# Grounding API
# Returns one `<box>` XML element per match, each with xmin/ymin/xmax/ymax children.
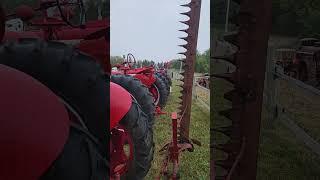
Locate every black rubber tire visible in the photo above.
<box><xmin>153</xmin><ymin>75</ymin><xmax>168</xmax><ymax>108</ymax></box>
<box><xmin>40</xmin><ymin>125</ymin><xmax>108</xmax><ymax>180</ymax></box>
<box><xmin>111</xmin><ymin>74</ymin><xmax>155</xmax><ymax>125</ymax></box>
<box><xmin>120</xmin><ymin>101</ymin><xmax>154</xmax><ymax>180</ymax></box>
<box><xmin>156</xmin><ymin>72</ymin><xmax>170</xmax><ymax>93</ymax></box>
<box><xmin>0</xmin><ymin>39</ymin><xmax>108</xmax><ymax>156</ymax></box>
<box><xmin>161</xmin><ymin>72</ymin><xmax>172</xmax><ymax>86</ymax></box>
<box><xmin>166</xmin><ymin>74</ymin><xmax>172</xmax><ymax>86</ymax></box>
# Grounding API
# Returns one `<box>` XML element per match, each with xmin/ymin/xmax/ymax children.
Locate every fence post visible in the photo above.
<box><xmin>264</xmin><ymin>46</ymin><xmax>278</xmax><ymax>128</ymax></box>
<box><xmin>193</xmin><ymin>77</ymin><xmax>197</xmax><ymax>100</ymax></box>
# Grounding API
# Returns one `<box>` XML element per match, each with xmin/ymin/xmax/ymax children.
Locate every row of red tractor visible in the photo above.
<box><xmin>0</xmin><ymin>1</ymin><xmax>170</xmax><ymax>179</ymax></box>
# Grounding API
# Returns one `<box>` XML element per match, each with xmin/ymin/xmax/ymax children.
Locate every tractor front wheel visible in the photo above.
<box><xmin>111</xmin><ymin>74</ymin><xmax>155</xmax><ymax>126</ymax></box>
<box><xmin>150</xmin><ymin>76</ymin><xmax>168</xmax><ymax>108</ymax></box>
<box><xmin>111</xmin><ymin>101</ymin><xmax>154</xmax><ymax>180</ymax></box>
<box><xmin>156</xmin><ymin>72</ymin><xmax>170</xmax><ymax>93</ymax></box>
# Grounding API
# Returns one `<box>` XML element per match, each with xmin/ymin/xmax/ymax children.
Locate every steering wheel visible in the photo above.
<box><xmin>126</xmin><ymin>53</ymin><xmax>136</xmax><ymax>64</ymax></box>
<box><xmin>56</xmin><ymin>0</ymin><xmax>85</xmax><ymax>28</ymax></box>
<box><xmin>0</xmin><ymin>5</ymin><xmax>4</xmax><ymax>42</ymax></box>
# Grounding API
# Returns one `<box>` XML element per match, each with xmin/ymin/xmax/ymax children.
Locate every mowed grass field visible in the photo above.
<box><xmin>211</xmin><ymin>61</ymin><xmax>320</xmax><ymax>179</ymax></box>
<box><xmin>146</xmin><ymin>80</ymin><xmax>210</xmax><ymax>180</ymax></box>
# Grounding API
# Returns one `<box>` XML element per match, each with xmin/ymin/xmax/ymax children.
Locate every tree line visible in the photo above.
<box><xmin>111</xmin><ymin>49</ymin><xmax>209</xmax><ymax>73</ymax></box>
<box><xmin>213</xmin><ymin>0</ymin><xmax>320</xmax><ymax>37</ymax></box>
<box><xmin>169</xmin><ymin>49</ymin><xmax>210</xmax><ymax>73</ymax></box>
<box><xmin>111</xmin><ymin>56</ymin><xmax>156</xmax><ymax>68</ymax></box>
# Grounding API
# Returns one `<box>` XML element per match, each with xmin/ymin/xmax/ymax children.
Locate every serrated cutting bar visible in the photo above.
<box><xmin>211</xmin><ymin>0</ymin><xmax>272</xmax><ymax>179</ymax></box>
<box><xmin>177</xmin><ymin>0</ymin><xmax>202</xmax><ymax>140</ymax></box>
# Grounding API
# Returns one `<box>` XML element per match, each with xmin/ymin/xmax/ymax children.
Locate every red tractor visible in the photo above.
<box><xmin>0</xmin><ymin>1</ymin><xmax>154</xmax><ymax>179</ymax></box>
<box><xmin>111</xmin><ymin>53</ymin><xmax>169</xmax><ymax>115</ymax></box>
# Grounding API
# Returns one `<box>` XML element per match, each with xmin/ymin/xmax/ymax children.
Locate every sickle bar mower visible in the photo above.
<box><xmin>158</xmin><ymin>0</ymin><xmax>202</xmax><ymax>179</ymax></box>
<box><xmin>211</xmin><ymin>0</ymin><xmax>272</xmax><ymax>179</ymax></box>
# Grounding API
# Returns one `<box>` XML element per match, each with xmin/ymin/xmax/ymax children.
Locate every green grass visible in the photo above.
<box><xmin>146</xmin><ymin>80</ymin><xmax>210</xmax><ymax>180</ymax></box>
<box><xmin>257</xmin><ymin>109</ymin><xmax>320</xmax><ymax>180</ymax></box>
<box><xmin>278</xmin><ymin>79</ymin><xmax>320</xmax><ymax>142</ymax></box>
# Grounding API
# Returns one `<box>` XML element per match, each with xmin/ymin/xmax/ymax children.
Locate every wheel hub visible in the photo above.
<box><xmin>110</xmin><ymin>125</ymin><xmax>134</xmax><ymax>177</ymax></box>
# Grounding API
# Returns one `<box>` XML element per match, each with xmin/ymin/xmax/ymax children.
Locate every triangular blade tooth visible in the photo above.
<box><xmin>179</xmin><ymin>37</ymin><xmax>188</xmax><ymax>41</ymax></box>
<box><xmin>224</xmin><ymin>31</ymin><xmax>239</xmax><ymax>47</ymax></box>
<box><xmin>178</xmin><ymin>52</ymin><xmax>186</xmax><ymax>56</ymax></box>
<box><xmin>178</xmin><ymin>29</ymin><xmax>189</xmax><ymax>34</ymax></box>
<box><xmin>178</xmin><ymin>44</ymin><xmax>188</xmax><ymax>49</ymax></box>
<box><xmin>178</xmin><ymin>29</ymin><xmax>188</xmax><ymax>34</ymax></box>
<box><xmin>178</xmin><ymin>84</ymin><xmax>184</xmax><ymax>88</ymax></box>
<box><xmin>211</xmin><ymin>126</ymin><xmax>232</xmax><ymax>136</ymax></box>
<box><xmin>179</xmin><ymin>20</ymin><xmax>190</xmax><ymax>26</ymax></box>
<box><xmin>211</xmin><ymin>73</ymin><xmax>236</xmax><ymax>84</ymax></box>
<box><xmin>224</xmin><ymin>90</ymin><xmax>236</xmax><ymax>101</ymax></box>
<box><xmin>218</xmin><ymin>109</ymin><xmax>232</xmax><ymax>119</ymax></box>
<box><xmin>180</xmin><ymin>11</ymin><xmax>190</xmax><ymax>17</ymax></box>
<box><xmin>215</xmin><ymin>154</ymin><xmax>237</xmax><ymax>171</ymax></box>
<box><xmin>213</xmin><ymin>54</ymin><xmax>236</xmax><ymax>66</ymax></box>
<box><xmin>178</xmin><ymin>106</ymin><xmax>184</xmax><ymax>112</ymax></box>
<box><xmin>211</xmin><ymin>140</ymin><xmax>241</xmax><ymax>154</ymax></box>
<box><xmin>180</xmin><ymin>3</ymin><xmax>191</xmax><ymax>7</ymax></box>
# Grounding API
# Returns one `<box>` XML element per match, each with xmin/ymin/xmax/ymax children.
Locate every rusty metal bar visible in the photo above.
<box><xmin>178</xmin><ymin>0</ymin><xmax>202</xmax><ymax>140</ymax></box>
<box><xmin>211</xmin><ymin>0</ymin><xmax>272</xmax><ymax>179</ymax></box>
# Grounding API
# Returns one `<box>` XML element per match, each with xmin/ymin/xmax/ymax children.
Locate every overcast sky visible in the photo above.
<box><xmin>110</xmin><ymin>0</ymin><xmax>210</xmax><ymax>62</ymax></box>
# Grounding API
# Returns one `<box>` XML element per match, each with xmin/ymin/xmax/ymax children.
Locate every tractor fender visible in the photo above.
<box><xmin>0</xmin><ymin>65</ymin><xmax>70</xmax><ymax>180</ymax></box>
<box><xmin>110</xmin><ymin>82</ymin><xmax>132</xmax><ymax>130</ymax></box>
<box><xmin>131</xmin><ymin>73</ymin><xmax>156</xmax><ymax>88</ymax></box>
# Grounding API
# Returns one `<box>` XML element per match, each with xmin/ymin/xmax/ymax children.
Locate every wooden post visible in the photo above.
<box><xmin>193</xmin><ymin>77</ymin><xmax>197</xmax><ymax>100</ymax></box>
<box><xmin>264</xmin><ymin>46</ymin><xmax>278</xmax><ymax>128</ymax></box>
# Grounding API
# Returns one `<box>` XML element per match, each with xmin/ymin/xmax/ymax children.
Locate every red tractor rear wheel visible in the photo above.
<box><xmin>111</xmin><ymin>101</ymin><xmax>154</xmax><ymax>179</ymax></box>
<box><xmin>0</xmin><ymin>39</ymin><xmax>108</xmax><ymax>178</ymax></box>
<box><xmin>0</xmin><ymin>39</ymin><xmax>108</xmax><ymax>153</ymax></box>
<box><xmin>111</xmin><ymin>74</ymin><xmax>155</xmax><ymax>125</ymax></box>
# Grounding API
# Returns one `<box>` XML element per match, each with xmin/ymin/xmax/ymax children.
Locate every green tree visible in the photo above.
<box><xmin>169</xmin><ymin>49</ymin><xmax>210</xmax><ymax>73</ymax></box>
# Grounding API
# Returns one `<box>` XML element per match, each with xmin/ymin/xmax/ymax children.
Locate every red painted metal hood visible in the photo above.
<box><xmin>0</xmin><ymin>65</ymin><xmax>70</xmax><ymax>180</ymax></box>
<box><xmin>110</xmin><ymin>82</ymin><xmax>132</xmax><ymax>130</ymax></box>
